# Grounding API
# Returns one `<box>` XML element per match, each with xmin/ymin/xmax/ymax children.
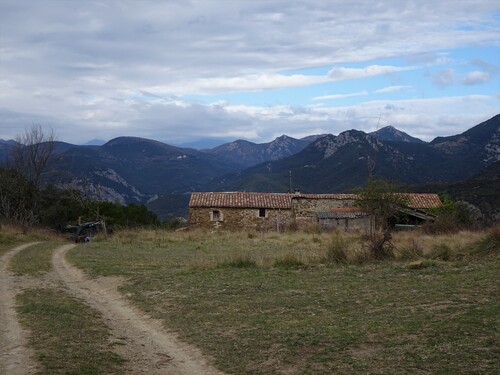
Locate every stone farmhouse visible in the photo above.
<box><xmin>188</xmin><ymin>192</ymin><xmax>442</xmax><ymax>231</ymax></box>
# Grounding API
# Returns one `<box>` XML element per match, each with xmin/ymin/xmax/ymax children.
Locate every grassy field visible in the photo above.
<box><xmin>65</xmin><ymin>228</ymin><xmax>500</xmax><ymax>374</ymax></box>
<box><xmin>17</xmin><ymin>289</ymin><xmax>124</xmax><ymax>375</ymax></box>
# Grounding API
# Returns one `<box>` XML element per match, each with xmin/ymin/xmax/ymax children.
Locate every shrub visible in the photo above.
<box><xmin>361</xmin><ymin>230</ymin><xmax>395</xmax><ymax>261</ymax></box>
<box><xmin>325</xmin><ymin>232</ymin><xmax>348</xmax><ymax>264</ymax></box>
<box><xmin>424</xmin><ymin>199</ymin><xmax>482</xmax><ymax>234</ymax></box>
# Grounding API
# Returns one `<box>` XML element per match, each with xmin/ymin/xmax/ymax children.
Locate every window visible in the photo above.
<box><xmin>211</xmin><ymin>210</ymin><xmax>222</xmax><ymax>221</ymax></box>
<box><xmin>258</xmin><ymin>208</ymin><xmax>266</xmax><ymax>218</ymax></box>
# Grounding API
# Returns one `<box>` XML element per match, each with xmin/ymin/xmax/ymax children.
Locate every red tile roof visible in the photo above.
<box><xmin>189</xmin><ymin>192</ymin><xmax>292</xmax><ymax>209</ymax></box>
<box><xmin>401</xmin><ymin>193</ymin><xmax>442</xmax><ymax>209</ymax></box>
<box><xmin>189</xmin><ymin>192</ymin><xmax>442</xmax><ymax>209</ymax></box>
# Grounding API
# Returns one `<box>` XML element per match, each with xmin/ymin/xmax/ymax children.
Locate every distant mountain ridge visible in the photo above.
<box><xmin>1</xmin><ymin>115</ymin><xmax>498</xmax><ymax>218</ymax></box>
<box><xmin>206</xmin><ymin>134</ymin><xmax>312</xmax><ymax>169</ymax></box>
<box><xmin>208</xmin><ymin>114</ymin><xmax>500</xmax><ymax>194</ymax></box>
<box><xmin>370</xmin><ymin>126</ymin><xmax>425</xmax><ymax>143</ymax></box>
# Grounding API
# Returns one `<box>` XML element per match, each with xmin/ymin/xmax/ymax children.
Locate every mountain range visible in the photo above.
<box><xmin>1</xmin><ymin>114</ymin><xmax>498</xmax><ymax>220</ymax></box>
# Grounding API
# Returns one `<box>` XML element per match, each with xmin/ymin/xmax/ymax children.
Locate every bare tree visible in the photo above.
<box><xmin>12</xmin><ymin>124</ymin><xmax>56</xmax><ymax>189</ymax></box>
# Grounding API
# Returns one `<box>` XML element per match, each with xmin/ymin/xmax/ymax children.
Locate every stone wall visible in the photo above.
<box><xmin>188</xmin><ymin>197</ymin><xmax>368</xmax><ymax>232</ymax></box>
<box><xmin>292</xmin><ymin>198</ymin><xmax>357</xmax><ymax>223</ymax></box>
<box><xmin>189</xmin><ymin>207</ymin><xmax>293</xmax><ymax>231</ymax></box>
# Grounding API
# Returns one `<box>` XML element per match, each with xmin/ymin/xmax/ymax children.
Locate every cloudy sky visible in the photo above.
<box><xmin>1</xmin><ymin>1</ymin><xmax>499</xmax><ymax>146</ymax></box>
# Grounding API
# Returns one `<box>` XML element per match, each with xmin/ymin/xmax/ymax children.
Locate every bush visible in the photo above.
<box><xmin>424</xmin><ymin>199</ymin><xmax>482</xmax><ymax>234</ymax></box>
<box><xmin>325</xmin><ymin>232</ymin><xmax>348</xmax><ymax>264</ymax></box>
<box><xmin>361</xmin><ymin>230</ymin><xmax>395</xmax><ymax>261</ymax></box>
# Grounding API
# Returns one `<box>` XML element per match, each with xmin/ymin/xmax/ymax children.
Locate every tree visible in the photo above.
<box><xmin>0</xmin><ymin>125</ymin><xmax>56</xmax><ymax>229</ymax></box>
<box><xmin>424</xmin><ymin>197</ymin><xmax>482</xmax><ymax>233</ymax></box>
<box><xmin>0</xmin><ymin>168</ymin><xmax>37</xmax><ymax>226</ymax></box>
<box><xmin>11</xmin><ymin>124</ymin><xmax>56</xmax><ymax>189</ymax></box>
<box><xmin>356</xmin><ymin>178</ymin><xmax>409</xmax><ymax>260</ymax></box>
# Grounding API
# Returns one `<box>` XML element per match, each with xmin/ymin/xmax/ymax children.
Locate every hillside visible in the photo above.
<box><xmin>208</xmin><ymin>114</ymin><xmax>500</xmax><ymax>194</ymax></box>
<box><xmin>412</xmin><ymin>161</ymin><xmax>500</xmax><ymax>224</ymax></box>
<box><xmin>205</xmin><ymin>135</ymin><xmax>312</xmax><ymax>169</ymax></box>
<box><xmin>45</xmin><ymin>137</ymin><xmax>237</xmax><ymax>204</ymax></box>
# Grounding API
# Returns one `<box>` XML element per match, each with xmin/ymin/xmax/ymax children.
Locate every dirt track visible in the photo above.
<box><xmin>0</xmin><ymin>243</ymin><xmax>224</xmax><ymax>375</ymax></box>
<box><xmin>0</xmin><ymin>243</ymin><xmax>39</xmax><ymax>375</ymax></box>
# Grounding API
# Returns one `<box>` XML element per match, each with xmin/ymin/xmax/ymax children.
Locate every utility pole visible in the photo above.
<box><xmin>289</xmin><ymin>170</ymin><xmax>292</xmax><ymax>193</ymax></box>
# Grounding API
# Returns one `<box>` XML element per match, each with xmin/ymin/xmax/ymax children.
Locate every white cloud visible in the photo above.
<box><xmin>146</xmin><ymin>74</ymin><xmax>327</xmax><ymax>95</ymax></box>
<box><xmin>312</xmin><ymin>91</ymin><xmax>368</xmax><ymax>101</ymax></box>
<box><xmin>0</xmin><ymin>0</ymin><xmax>499</xmax><ymax>144</ymax></box>
<box><xmin>327</xmin><ymin>65</ymin><xmax>416</xmax><ymax>80</ymax></box>
<box><xmin>374</xmin><ymin>85</ymin><xmax>413</xmax><ymax>93</ymax></box>
<box><xmin>462</xmin><ymin>70</ymin><xmax>491</xmax><ymax>85</ymax></box>
<box><xmin>145</xmin><ymin>65</ymin><xmax>416</xmax><ymax>95</ymax></box>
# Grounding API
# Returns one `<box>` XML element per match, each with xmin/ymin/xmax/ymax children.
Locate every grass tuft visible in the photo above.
<box><xmin>398</xmin><ymin>238</ymin><xmax>424</xmax><ymax>260</ymax></box>
<box><xmin>273</xmin><ymin>254</ymin><xmax>304</xmax><ymax>269</ymax></box>
<box><xmin>325</xmin><ymin>232</ymin><xmax>348</xmax><ymax>264</ymax></box>
<box><xmin>471</xmin><ymin>225</ymin><xmax>500</xmax><ymax>255</ymax></box>
<box><xmin>16</xmin><ymin>289</ymin><xmax>124</xmax><ymax>374</ymax></box>
<box><xmin>219</xmin><ymin>256</ymin><xmax>258</xmax><ymax>269</ymax></box>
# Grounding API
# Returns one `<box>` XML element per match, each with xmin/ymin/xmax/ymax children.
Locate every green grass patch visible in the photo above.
<box><xmin>16</xmin><ymin>289</ymin><xmax>124</xmax><ymax>375</ymax></box>
<box><xmin>67</xmin><ymin>230</ymin><xmax>500</xmax><ymax>374</ymax></box>
<box><xmin>9</xmin><ymin>242</ymin><xmax>58</xmax><ymax>275</ymax></box>
<box><xmin>218</xmin><ymin>255</ymin><xmax>258</xmax><ymax>269</ymax></box>
<box><xmin>272</xmin><ymin>254</ymin><xmax>305</xmax><ymax>269</ymax></box>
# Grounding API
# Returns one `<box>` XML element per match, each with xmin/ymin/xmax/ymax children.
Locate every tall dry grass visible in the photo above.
<box><xmin>0</xmin><ymin>223</ymin><xmax>61</xmax><ymax>245</ymax></box>
<box><xmin>89</xmin><ymin>226</ymin><xmax>497</xmax><ymax>269</ymax></box>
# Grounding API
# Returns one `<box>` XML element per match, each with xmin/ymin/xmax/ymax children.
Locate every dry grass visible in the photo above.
<box><xmin>0</xmin><ymin>223</ymin><xmax>62</xmax><ymax>255</ymax></box>
<box><xmin>391</xmin><ymin>230</ymin><xmax>485</xmax><ymax>260</ymax></box>
<box><xmin>67</xmin><ymin>226</ymin><xmax>500</xmax><ymax>374</ymax></box>
<box><xmin>95</xmin><ymin>227</ymin><xmax>495</xmax><ymax>268</ymax></box>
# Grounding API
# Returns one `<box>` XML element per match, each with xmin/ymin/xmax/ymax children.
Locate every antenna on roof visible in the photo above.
<box><xmin>289</xmin><ymin>170</ymin><xmax>292</xmax><ymax>193</ymax></box>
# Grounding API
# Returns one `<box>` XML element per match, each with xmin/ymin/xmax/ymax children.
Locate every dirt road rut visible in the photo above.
<box><xmin>52</xmin><ymin>244</ymin><xmax>224</xmax><ymax>375</ymax></box>
<box><xmin>0</xmin><ymin>243</ymin><xmax>40</xmax><ymax>375</ymax></box>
